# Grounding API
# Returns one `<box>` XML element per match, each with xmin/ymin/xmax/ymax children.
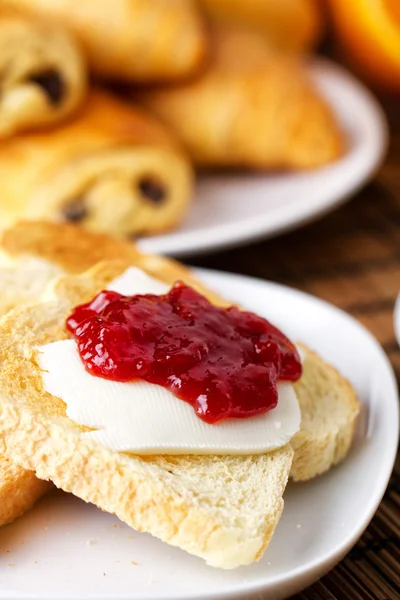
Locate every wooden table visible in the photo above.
<box><xmin>191</xmin><ymin>102</ymin><xmax>400</xmax><ymax>599</ymax></box>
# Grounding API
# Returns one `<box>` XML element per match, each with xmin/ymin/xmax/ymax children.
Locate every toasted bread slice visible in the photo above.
<box><xmin>0</xmin><ymin>221</ymin><xmax>360</xmax><ymax>482</ymax></box>
<box><xmin>291</xmin><ymin>344</ymin><xmax>359</xmax><ymax>481</ymax></box>
<box><xmin>0</xmin><ymin>220</ymin><xmax>225</xmax><ymax>306</ymax></box>
<box><xmin>0</xmin><ymin>456</ymin><xmax>50</xmax><ymax>527</ymax></box>
<box><xmin>0</xmin><ymin>224</ymin><xmax>359</xmax><ymax>541</ymax></box>
<box><xmin>0</xmin><ymin>257</ymin><xmax>63</xmax><ymax>316</ymax></box>
<box><xmin>0</xmin><ymin>258</ymin><xmax>63</xmax><ymax>525</ymax></box>
<box><xmin>0</xmin><ymin>262</ymin><xmax>293</xmax><ymax>568</ymax></box>
<box><xmin>0</xmin><ymin>220</ymin><xmax>144</xmax><ymax>272</ymax></box>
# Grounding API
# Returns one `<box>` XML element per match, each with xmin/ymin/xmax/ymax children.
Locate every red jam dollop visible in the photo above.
<box><xmin>66</xmin><ymin>283</ymin><xmax>302</xmax><ymax>424</ymax></box>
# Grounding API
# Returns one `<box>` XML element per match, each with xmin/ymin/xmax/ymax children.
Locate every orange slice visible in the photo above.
<box><xmin>329</xmin><ymin>0</ymin><xmax>400</xmax><ymax>92</ymax></box>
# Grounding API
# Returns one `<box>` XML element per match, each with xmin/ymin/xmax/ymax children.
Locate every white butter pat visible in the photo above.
<box><xmin>107</xmin><ymin>267</ymin><xmax>169</xmax><ymax>296</ymax></box>
<box><xmin>38</xmin><ymin>267</ymin><xmax>301</xmax><ymax>455</ymax></box>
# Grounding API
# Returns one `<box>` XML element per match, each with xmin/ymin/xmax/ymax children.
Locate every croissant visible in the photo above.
<box><xmin>0</xmin><ymin>89</ymin><xmax>192</xmax><ymax>238</ymax></box>
<box><xmin>199</xmin><ymin>0</ymin><xmax>324</xmax><ymax>53</ymax></box>
<box><xmin>133</xmin><ymin>28</ymin><xmax>344</xmax><ymax>171</ymax></box>
<box><xmin>7</xmin><ymin>0</ymin><xmax>208</xmax><ymax>83</ymax></box>
<box><xmin>0</xmin><ymin>7</ymin><xmax>86</xmax><ymax>138</ymax></box>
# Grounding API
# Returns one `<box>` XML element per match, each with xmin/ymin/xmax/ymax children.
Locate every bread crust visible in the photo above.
<box><xmin>292</xmin><ymin>344</ymin><xmax>360</xmax><ymax>481</ymax></box>
<box><xmin>0</xmin><ymin>456</ymin><xmax>51</xmax><ymax>526</ymax></box>
<box><xmin>0</xmin><ymin>221</ymin><xmax>225</xmax><ymax>305</ymax></box>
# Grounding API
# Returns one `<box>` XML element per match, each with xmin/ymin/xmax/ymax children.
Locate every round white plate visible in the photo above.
<box><xmin>394</xmin><ymin>294</ymin><xmax>400</xmax><ymax>346</ymax></box>
<box><xmin>137</xmin><ymin>59</ymin><xmax>388</xmax><ymax>257</ymax></box>
<box><xmin>0</xmin><ymin>269</ymin><xmax>398</xmax><ymax>600</ymax></box>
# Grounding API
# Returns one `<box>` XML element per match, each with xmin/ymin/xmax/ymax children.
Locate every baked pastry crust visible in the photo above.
<box><xmin>0</xmin><ymin>90</ymin><xmax>192</xmax><ymax>238</ymax></box>
<box><xmin>0</xmin><ymin>6</ymin><xmax>86</xmax><ymax>137</ymax></box>
<box><xmin>200</xmin><ymin>0</ymin><xmax>324</xmax><ymax>52</ymax></box>
<box><xmin>7</xmin><ymin>0</ymin><xmax>208</xmax><ymax>82</ymax></box>
<box><xmin>135</xmin><ymin>27</ymin><xmax>344</xmax><ymax>170</ymax></box>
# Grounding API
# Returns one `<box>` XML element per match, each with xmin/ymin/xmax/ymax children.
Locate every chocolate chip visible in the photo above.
<box><xmin>28</xmin><ymin>69</ymin><xmax>65</xmax><ymax>106</ymax></box>
<box><xmin>138</xmin><ymin>177</ymin><xmax>166</xmax><ymax>204</ymax></box>
<box><xmin>62</xmin><ymin>199</ymin><xmax>87</xmax><ymax>222</ymax></box>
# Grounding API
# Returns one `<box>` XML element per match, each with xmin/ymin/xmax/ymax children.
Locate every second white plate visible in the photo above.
<box><xmin>138</xmin><ymin>59</ymin><xmax>387</xmax><ymax>257</ymax></box>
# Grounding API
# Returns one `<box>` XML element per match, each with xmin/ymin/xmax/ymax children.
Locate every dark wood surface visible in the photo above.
<box><xmin>191</xmin><ymin>103</ymin><xmax>400</xmax><ymax>599</ymax></box>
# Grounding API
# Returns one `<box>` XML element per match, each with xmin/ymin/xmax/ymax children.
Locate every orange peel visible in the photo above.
<box><xmin>329</xmin><ymin>0</ymin><xmax>400</xmax><ymax>93</ymax></box>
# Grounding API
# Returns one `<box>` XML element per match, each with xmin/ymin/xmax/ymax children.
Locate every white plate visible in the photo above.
<box><xmin>138</xmin><ymin>59</ymin><xmax>388</xmax><ymax>257</ymax></box>
<box><xmin>0</xmin><ymin>269</ymin><xmax>398</xmax><ymax>600</ymax></box>
<box><xmin>394</xmin><ymin>294</ymin><xmax>400</xmax><ymax>346</ymax></box>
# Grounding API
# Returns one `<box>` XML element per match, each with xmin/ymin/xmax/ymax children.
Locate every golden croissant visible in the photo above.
<box><xmin>133</xmin><ymin>28</ymin><xmax>344</xmax><ymax>171</ymax></box>
<box><xmin>6</xmin><ymin>0</ymin><xmax>208</xmax><ymax>83</ymax></box>
<box><xmin>0</xmin><ymin>89</ymin><xmax>192</xmax><ymax>238</ymax></box>
<box><xmin>0</xmin><ymin>6</ymin><xmax>86</xmax><ymax>137</ymax></box>
<box><xmin>199</xmin><ymin>0</ymin><xmax>324</xmax><ymax>53</ymax></box>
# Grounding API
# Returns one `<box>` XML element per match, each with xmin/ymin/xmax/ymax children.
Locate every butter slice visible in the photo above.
<box><xmin>38</xmin><ymin>267</ymin><xmax>301</xmax><ymax>455</ymax></box>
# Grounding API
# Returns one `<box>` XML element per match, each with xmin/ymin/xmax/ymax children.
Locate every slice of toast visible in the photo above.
<box><xmin>291</xmin><ymin>344</ymin><xmax>359</xmax><ymax>481</ymax></box>
<box><xmin>0</xmin><ymin>221</ymin><xmax>359</xmax><ymax>531</ymax></box>
<box><xmin>0</xmin><ymin>220</ymin><xmax>226</xmax><ymax>306</ymax></box>
<box><xmin>0</xmin><ymin>258</ymin><xmax>63</xmax><ymax>525</ymax></box>
<box><xmin>0</xmin><ymin>257</ymin><xmax>63</xmax><ymax>316</ymax></box>
<box><xmin>0</xmin><ymin>221</ymin><xmax>360</xmax><ymax>482</ymax></box>
<box><xmin>0</xmin><ymin>263</ymin><xmax>293</xmax><ymax>568</ymax></box>
<box><xmin>0</xmin><ymin>455</ymin><xmax>50</xmax><ymax>527</ymax></box>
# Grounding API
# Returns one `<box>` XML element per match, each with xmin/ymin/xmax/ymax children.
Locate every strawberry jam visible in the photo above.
<box><xmin>66</xmin><ymin>283</ymin><xmax>302</xmax><ymax>424</ymax></box>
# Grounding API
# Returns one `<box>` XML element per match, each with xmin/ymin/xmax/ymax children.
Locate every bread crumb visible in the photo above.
<box><xmin>113</xmin><ymin>524</ymin><xmax>119</xmax><ymax>528</ymax></box>
<box><xmin>103</xmin><ymin>572</ymin><xmax>106</xmax><ymax>577</ymax></box>
<box><xmin>34</xmin><ymin>561</ymin><xmax>38</xmax><ymax>564</ymax></box>
<box><xmin>8</xmin><ymin>564</ymin><xmax>13</xmax><ymax>567</ymax></box>
<box><xmin>86</xmin><ymin>540</ymin><xmax>97</xmax><ymax>546</ymax></box>
<box><xmin>128</xmin><ymin>535</ymin><xmax>133</xmax><ymax>540</ymax></box>
<box><xmin>296</xmin><ymin>524</ymin><xmax>302</xmax><ymax>529</ymax></box>
<box><xmin>131</xmin><ymin>561</ymin><xmax>137</xmax><ymax>565</ymax></box>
